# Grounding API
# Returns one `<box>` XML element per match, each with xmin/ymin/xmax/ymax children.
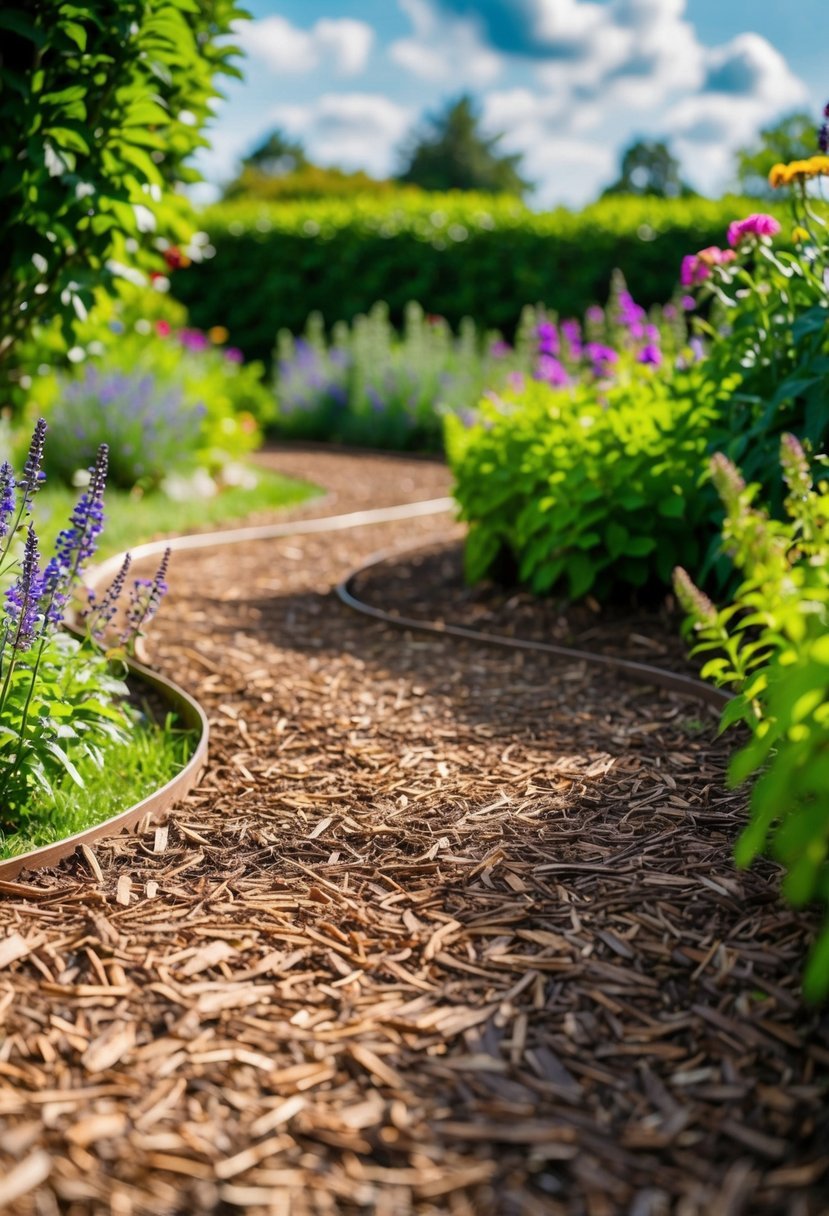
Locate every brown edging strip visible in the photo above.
<box><xmin>337</xmin><ymin>540</ymin><xmax>731</xmax><ymax>711</ymax></box>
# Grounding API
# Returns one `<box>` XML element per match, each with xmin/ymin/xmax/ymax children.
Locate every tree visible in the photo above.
<box><xmin>395</xmin><ymin>94</ymin><xmax>531</xmax><ymax>197</ymax></box>
<box><xmin>0</xmin><ymin>0</ymin><xmax>245</xmax><ymax>391</ymax></box>
<box><xmin>240</xmin><ymin>129</ymin><xmax>309</xmax><ymax>178</ymax></box>
<box><xmin>734</xmin><ymin>112</ymin><xmax>818</xmax><ymax>198</ymax></box>
<box><xmin>602</xmin><ymin>139</ymin><xmax>692</xmax><ymax>199</ymax></box>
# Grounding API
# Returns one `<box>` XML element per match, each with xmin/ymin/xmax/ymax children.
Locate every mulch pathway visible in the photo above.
<box><xmin>0</xmin><ymin>446</ymin><xmax>827</xmax><ymax>1216</ymax></box>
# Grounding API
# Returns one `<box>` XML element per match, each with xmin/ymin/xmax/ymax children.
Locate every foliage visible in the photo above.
<box><xmin>396</xmin><ymin>94</ymin><xmax>531</xmax><ymax>198</ymax></box>
<box><xmin>0</xmin><ymin>424</ymin><xmax>170</xmax><ymax>830</ymax></box>
<box><xmin>674</xmin><ymin>440</ymin><xmax>829</xmax><ymax>1001</ymax></box>
<box><xmin>602</xmin><ymin>138</ymin><xmax>693</xmax><ymax>199</ymax></box>
<box><xmin>174</xmin><ymin>192</ymin><xmax>782</xmax><ymax>366</ymax></box>
<box><xmin>238</xmin><ymin>128</ymin><xmax>309</xmax><ymax>176</ymax></box>
<box><xmin>273</xmin><ymin>302</ymin><xmax>531</xmax><ymax>451</ymax></box>
<box><xmin>0</xmin><ymin>0</ymin><xmax>247</xmax><ymax>395</ymax></box>
<box><xmin>449</xmin><ymin>360</ymin><xmax>727</xmax><ymax>600</ymax></box>
<box><xmin>22</xmin><ymin>283</ymin><xmax>273</xmax><ymax>487</ymax></box>
<box><xmin>223</xmin><ymin>166</ymin><xmax>414</xmax><ymax>203</ymax></box>
<box><xmin>680</xmin><ymin>142</ymin><xmax>829</xmax><ymax>534</ymax></box>
<box><xmin>734</xmin><ymin>113</ymin><xmax>819</xmax><ymax>198</ymax></box>
<box><xmin>273</xmin><ymin>278</ymin><xmax>684</xmax><ymax>452</ymax></box>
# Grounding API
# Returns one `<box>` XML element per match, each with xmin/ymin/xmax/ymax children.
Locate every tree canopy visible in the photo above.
<box><xmin>395</xmin><ymin>94</ymin><xmax>531</xmax><ymax>198</ymax></box>
<box><xmin>602</xmin><ymin>139</ymin><xmax>693</xmax><ymax>199</ymax></box>
<box><xmin>734</xmin><ymin>112</ymin><xmax>818</xmax><ymax>198</ymax></box>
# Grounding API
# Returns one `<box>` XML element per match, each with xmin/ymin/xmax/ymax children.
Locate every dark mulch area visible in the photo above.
<box><xmin>0</xmin><ymin>449</ymin><xmax>828</xmax><ymax>1216</ymax></box>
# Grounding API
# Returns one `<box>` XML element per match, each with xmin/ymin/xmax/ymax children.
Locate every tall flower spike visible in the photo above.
<box><xmin>673</xmin><ymin>567</ymin><xmax>718</xmax><ymax>629</ymax></box>
<box><xmin>709</xmin><ymin>453</ymin><xmax>746</xmax><ymax>510</ymax></box>
<box><xmin>6</xmin><ymin>526</ymin><xmax>44</xmax><ymax>650</ymax></box>
<box><xmin>19</xmin><ymin>418</ymin><xmax>47</xmax><ymax>507</ymax></box>
<box><xmin>41</xmin><ymin>443</ymin><xmax>109</xmax><ymax>627</ymax></box>
<box><xmin>779</xmin><ymin>433</ymin><xmax>812</xmax><ymax>501</ymax></box>
<box><xmin>121</xmin><ymin>548</ymin><xmax>170</xmax><ymax>647</ymax></box>
<box><xmin>83</xmin><ymin>552</ymin><xmax>132</xmax><ymax>640</ymax></box>
<box><xmin>0</xmin><ymin>463</ymin><xmax>15</xmax><ymax>540</ymax></box>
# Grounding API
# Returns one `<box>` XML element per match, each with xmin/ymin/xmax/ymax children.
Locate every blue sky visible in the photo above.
<box><xmin>197</xmin><ymin>0</ymin><xmax>827</xmax><ymax>207</ymax></box>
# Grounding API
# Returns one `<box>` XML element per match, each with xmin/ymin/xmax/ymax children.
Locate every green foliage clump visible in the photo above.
<box><xmin>173</xmin><ymin>192</ymin><xmax>780</xmax><ymax>366</ymax></box>
<box><xmin>273</xmin><ymin>302</ymin><xmax>534</xmax><ymax>452</ymax></box>
<box><xmin>448</xmin><ymin>364</ymin><xmax>728</xmax><ymax>600</ymax></box>
<box><xmin>675</xmin><ymin>440</ymin><xmax>829</xmax><ymax>1001</ymax></box>
<box><xmin>0</xmin><ymin>0</ymin><xmax>246</xmax><ymax>390</ymax></box>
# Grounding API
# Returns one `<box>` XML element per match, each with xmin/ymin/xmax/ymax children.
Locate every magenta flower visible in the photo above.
<box><xmin>535</xmin><ymin>354</ymin><xmax>570</xmax><ymax>387</ymax></box>
<box><xmin>681</xmin><ymin>254</ymin><xmax>710</xmax><ymax>287</ymax></box>
<box><xmin>224</xmin><ymin>346</ymin><xmax>244</xmax><ymax>364</ymax></box>
<box><xmin>727</xmin><ymin>213</ymin><xmax>782</xmax><ymax>247</ymax></box>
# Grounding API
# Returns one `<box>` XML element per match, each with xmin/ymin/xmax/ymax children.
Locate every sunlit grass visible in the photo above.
<box><xmin>0</xmin><ymin>710</ymin><xmax>196</xmax><ymax>859</ymax></box>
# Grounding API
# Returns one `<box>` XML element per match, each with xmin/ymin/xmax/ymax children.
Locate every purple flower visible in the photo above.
<box><xmin>727</xmin><ymin>213</ymin><xmax>782</xmax><ymax>247</ymax></box>
<box><xmin>637</xmin><ymin>344</ymin><xmax>662</xmax><ymax>366</ymax></box>
<box><xmin>584</xmin><ymin>343</ymin><xmax>618</xmax><ymax>376</ymax></box>
<box><xmin>179</xmin><ymin>328</ymin><xmax>209</xmax><ymax>353</ymax></box>
<box><xmin>83</xmin><ymin>552</ymin><xmax>132</xmax><ymax>641</ymax></box>
<box><xmin>42</xmin><ymin>445</ymin><xmax>108</xmax><ymax>624</ymax></box>
<box><xmin>663</xmin><ymin>303</ymin><xmax>677</xmax><ymax>320</ymax></box>
<box><xmin>681</xmin><ymin>295</ymin><xmax>696</xmax><ymax>311</ymax></box>
<box><xmin>0</xmin><ymin>463</ymin><xmax>15</xmax><ymax>540</ymax></box>
<box><xmin>535</xmin><ymin>354</ymin><xmax>570</xmax><ymax>387</ymax></box>
<box><xmin>689</xmin><ymin>336</ymin><xmax>705</xmax><ymax>362</ymax></box>
<box><xmin>122</xmin><ymin>549</ymin><xmax>170</xmax><ymax>646</ymax></box>
<box><xmin>224</xmin><ymin>346</ymin><xmax>244</xmax><ymax>364</ymax></box>
<box><xmin>6</xmin><ymin>526</ymin><xmax>44</xmax><ymax>650</ymax></box>
<box><xmin>19</xmin><ymin>418</ymin><xmax>47</xmax><ymax>506</ymax></box>
<box><xmin>489</xmin><ymin>339</ymin><xmax>512</xmax><ymax>358</ymax></box>
<box><xmin>585</xmin><ymin>305</ymin><xmax>604</xmax><ymax>325</ymax></box>
<box><xmin>537</xmin><ymin>321</ymin><xmax>559</xmax><ymax>356</ymax></box>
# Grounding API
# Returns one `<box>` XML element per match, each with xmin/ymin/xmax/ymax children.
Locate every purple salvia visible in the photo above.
<box><xmin>0</xmin><ymin>463</ymin><xmax>15</xmax><ymax>540</ymax></box>
<box><xmin>41</xmin><ymin>443</ymin><xmax>109</xmax><ymax>627</ymax></box>
<box><xmin>18</xmin><ymin>418</ymin><xmax>47</xmax><ymax>507</ymax></box>
<box><xmin>82</xmin><ymin>552</ymin><xmax>132</xmax><ymax>640</ymax></box>
<box><xmin>121</xmin><ymin>548</ymin><xmax>170</xmax><ymax>646</ymax></box>
<box><xmin>5</xmin><ymin>526</ymin><xmax>44</xmax><ymax>650</ymax></box>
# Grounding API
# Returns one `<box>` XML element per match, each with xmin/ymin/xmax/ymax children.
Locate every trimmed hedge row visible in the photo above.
<box><xmin>173</xmin><ymin>192</ymin><xmax>787</xmax><ymax>365</ymax></box>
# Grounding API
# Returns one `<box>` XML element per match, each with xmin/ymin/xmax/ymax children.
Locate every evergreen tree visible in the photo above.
<box><xmin>396</xmin><ymin>94</ymin><xmax>531</xmax><ymax>197</ymax></box>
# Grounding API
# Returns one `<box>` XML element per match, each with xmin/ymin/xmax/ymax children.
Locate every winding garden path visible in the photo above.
<box><xmin>0</xmin><ymin>447</ymin><xmax>827</xmax><ymax>1216</ymax></box>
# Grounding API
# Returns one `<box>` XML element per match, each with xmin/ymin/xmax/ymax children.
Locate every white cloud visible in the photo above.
<box><xmin>402</xmin><ymin>0</ymin><xmax>807</xmax><ymax>200</ymax></box>
<box><xmin>389</xmin><ymin>0</ymin><xmax>503</xmax><ymax>86</ymax></box>
<box><xmin>237</xmin><ymin>15</ymin><xmax>374</xmax><ymax>77</ymax></box>
<box><xmin>267</xmin><ymin>94</ymin><xmax>415</xmax><ymax>178</ymax></box>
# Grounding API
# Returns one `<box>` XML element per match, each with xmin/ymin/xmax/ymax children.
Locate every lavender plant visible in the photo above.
<box><xmin>674</xmin><ymin>438</ymin><xmax>829</xmax><ymax>1000</ymax></box>
<box><xmin>37</xmin><ymin>364</ymin><xmax>207</xmax><ymax>490</ymax></box>
<box><xmin>0</xmin><ymin>421</ymin><xmax>170</xmax><ymax>831</ymax></box>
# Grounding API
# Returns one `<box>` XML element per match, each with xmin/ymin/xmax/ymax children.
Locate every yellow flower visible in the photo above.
<box><xmin>768</xmin><ymin>162</ymin><xmax>790</xmax><ymax>188</ymax></box>
<box><xmin>208</xmin><ymin>325</ymin><xmax>229</xmax><ymax>344</ymax></box>
<box><xmin>792</xmin><ymin>226</ymin><xmax>810</xmax><ymax>243</ymax></box>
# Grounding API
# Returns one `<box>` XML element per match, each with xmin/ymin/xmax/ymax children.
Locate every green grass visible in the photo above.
<box><xmin>36</xmin><ymin>463</ymin><xmax>322</xmax><ymax>558</ymax></box>
<box><xmin>0</xmin><ymin>709</ymin><xmax>196</xmax><ymax>859</ymax></box>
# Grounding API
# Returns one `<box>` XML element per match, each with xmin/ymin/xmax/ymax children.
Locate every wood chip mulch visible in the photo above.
<box><xmin>0</xmin><ymin>445</ymin><xmax>827</xmax><ymax>1216</ymax></box>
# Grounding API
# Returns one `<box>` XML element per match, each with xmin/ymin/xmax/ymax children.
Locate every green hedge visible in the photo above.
<box><xmin>173</xmin><ymin>192</ymin><xmax>785</xmax><ymax>365</ymax></box>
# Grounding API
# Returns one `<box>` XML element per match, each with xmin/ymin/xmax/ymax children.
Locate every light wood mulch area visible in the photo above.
<box><xmin>0</xmin><ymin>446</ymin><xmax>827</xmax><ymax>1216</ymax></box>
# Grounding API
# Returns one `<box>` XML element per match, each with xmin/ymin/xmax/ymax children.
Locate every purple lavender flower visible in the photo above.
<box><xmin>585</xmin><ymin>305</ymin><xmax>604</xmax><ymax>325</ymax></box>
<box><xmin>121</xmin><ymin>549</ymin><xmax>170</xmax><ymax>647</ymax></box>
<box><xmin>584</xmin><ymin>343</ymin><xmax>618</xmax><ymax>376</ymax></box>
<box><xmin>0</xmin><ymin>463</ymin><xmax>15</xmax><ymax>540</ymax></box>
<box><xmin>83</xmin><ymin>552</ymin><xmax>132</xmax><ymax>640</ymax></box>
<box><xmin>537</xmin><ymin>321</ymin><xmax>559</xmax><ymax>357</ymax></box>
<box><xmin>535</xmin><ymin>354</ymin><xmax>570</xmax><ymax>387</ymax></box>
<box><xmin>179</xmin><ymin>328</ymin><xmax>209</xmax><ymax>353</ymax></box>
<box><xmin>637</xmin><ymin>344</ymin><xmax>662</xmax><ymax>366</ymax></box>
<box><xmin>19</xmin><ymin>418</ymin><xmax>47</xmax><ymax>507</ymax></box>
<box><xmin>6</xmin><ymin>526</ymin><xmax>44</xmax><ymax>650</ymax></box>
<box><xmin>224</xmin><ymin>347</ymin><xmax>244</xmax><ymax>364</ymax></box>
<box><xmin>42</xmin><ymin>445</ymin><xmax>108</xmax><ymax>625</ymax></box>
<box><xmin>560</xmin><ymin>319</ymin><xmax>583</xmax><ymax>357</ymax></box>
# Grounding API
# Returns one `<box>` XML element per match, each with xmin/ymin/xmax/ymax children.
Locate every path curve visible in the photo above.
<box><xmin>0</xmin><ymin>446</ymin><xmax>826</xmax><ymax>1216</ymax></box>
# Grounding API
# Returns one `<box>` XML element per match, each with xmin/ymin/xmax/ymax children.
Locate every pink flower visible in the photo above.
<box><xmin>681</xmin><ymin>254</ymin><xmax>710</xmax><ymax>287</ymax></box>
<box><xmin>155</xmin><ymin>320</ymin><xmax>171</xmax><ymax>338</ymax></box>
<box><xmin>727</xmin><ymin>213</ymin><xmax>782</xmax><ymax>247</ymax></box>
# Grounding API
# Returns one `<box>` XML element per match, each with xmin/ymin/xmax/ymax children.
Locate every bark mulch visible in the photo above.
<box><xmin>0</xmin><ymin>447</ymin><xmax>827</xmax><ymax>1216</ymax></box>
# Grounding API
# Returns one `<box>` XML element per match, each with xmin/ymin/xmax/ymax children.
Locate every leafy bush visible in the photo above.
<box><xmin>24</xmin><ymin>284</ymin><xmax>272</xmax><ymax>486</ymax></box>
<box><xmin>173</xmin><ymin>193</ymin><xmax>783</xmax><ymax>365</ymax></box>
<box><xmin>0</xmin><ymin>0</ymin><xmax>246</xmax><ymax>391</ymax></box>
<box><xmin>449</xmin><ymin>361</ymin><xmax>730</xmax><ymax>599</ymax></box>
<box><xmin>675</xmin><ymin>439</ymin><xmax>829</xmax><ymax>1001</ymax></box>
<box><xmin>0</xmin><ymin>423</ymin><xmax>170</xmax><ymax>831</ymax></box>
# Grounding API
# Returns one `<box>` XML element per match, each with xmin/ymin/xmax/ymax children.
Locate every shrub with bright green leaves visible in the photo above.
<box><xmin>174</xmin><ymin>192</ymin><xmax>783</xmax><ymax>365</ymax></box>
<box><xmin>0</xmin><ymin>0</ymin><xmax>247</xmax><ymax>395</ymax></box>
<box><xmin>448</xmin><ymin>361</ymin><xmax>732</xmax><ymax>600</ymax></box>
<box><xmin>674</xmin><ymin>438</ymin><xmax>829</xmax><ymax>1001</ymax></box>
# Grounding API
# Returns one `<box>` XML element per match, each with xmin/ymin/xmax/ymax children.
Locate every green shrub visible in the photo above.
<box><xmin>173</xmin><ymin>193</ymin><xmax>784</xmax><ymax>365</ymax></box>
<box><xmin>675</xmin><ymin>439</ymin><xmax>829</xmax><ymax>1001</ymax></box>
<box><xmin>0</xmin><ymin>0</ymin><xmax>246</xmax><ymax>394</ymax></box>
<box><xmin>448</xmin><ymin>361</ymin><xmax>731</xmax><ymax>600</ymax></box>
